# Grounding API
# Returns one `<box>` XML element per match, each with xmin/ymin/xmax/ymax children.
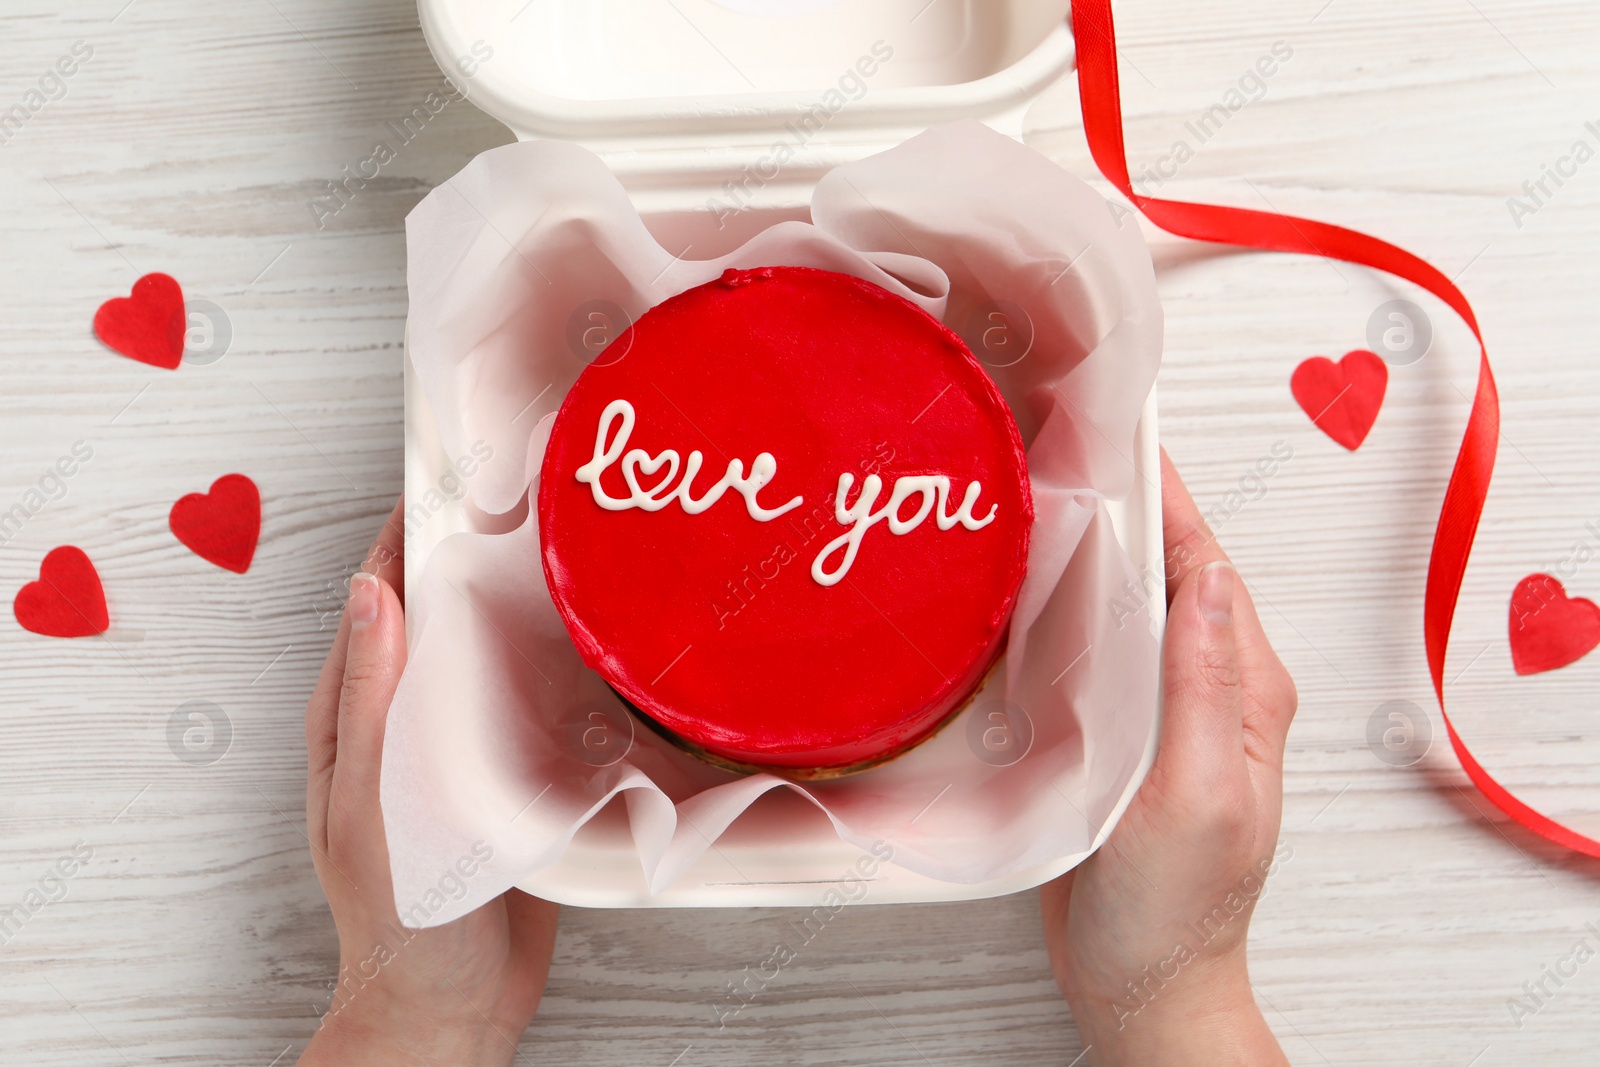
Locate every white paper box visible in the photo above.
<box><xmin>404</xmin><ymin>0</ymin><xmax>1164</xmax><ymax>907</ymax></box>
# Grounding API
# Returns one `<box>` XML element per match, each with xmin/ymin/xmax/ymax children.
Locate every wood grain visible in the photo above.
<box><xmin>2</xmin><ymin>0</ymin><xmax>1598</xmax><ymax>1062</ymax></box>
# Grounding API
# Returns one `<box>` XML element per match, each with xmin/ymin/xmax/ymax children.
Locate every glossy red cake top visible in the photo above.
<box><xmin>537</xmin><ymin>266</ymin><xmax>1032</xmax><ymax>771</ymax></box>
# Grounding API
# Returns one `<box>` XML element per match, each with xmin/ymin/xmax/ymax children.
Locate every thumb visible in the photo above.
<box><xmin>333</xmin><ymin>571</ymin><xmax>407</xmax><ymax>818</ymax></box>
<box><xmin>1159</xmin><ymin>560</ymin><xmax>1244</xmax><ymax>770</ymax></box>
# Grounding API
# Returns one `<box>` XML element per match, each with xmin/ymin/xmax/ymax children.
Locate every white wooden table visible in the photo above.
<box><xmin>3</xmin><ymin>1</ymin><xmax>1598</xmax><ymax>1063</ymax></box>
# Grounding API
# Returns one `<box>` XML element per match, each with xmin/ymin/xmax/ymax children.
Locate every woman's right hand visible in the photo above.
<box><xmin>1040</xmin><ymin>450</ymin><xmax>1298</xmax><ymax>1065</ymax></box>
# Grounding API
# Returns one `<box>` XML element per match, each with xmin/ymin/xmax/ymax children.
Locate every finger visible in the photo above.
<box><xmin>309</xmin><ymin>498</ymin><xmax>407</xmax><ymax>706</ymax></box>
<box><xmin>1037</xmin><ymin>868</ymin><xmax>1076</xmax><ymax>998</ymax></box>
<box><xmin>1158</xmin><ymin>451</ymin><xmax>1296</xmax><ymax>760</ymax></box>
<box><xmin>1160</xmin><ymin>448</ymin><xmax>1230</xmax><ymax>605</ymax></box>
<box><xmin>331</xmin><ymin>572</ymin><xmax>408</xmax><ymax>841</ymax></box>
<box><xmin>1038</xmin><ymin>867</ymin><xmax>1074</xmax><ymax>935</ymax></box>
<box><xmin>1234</xmin><ymin>601</ymin><xmax>1299</xmax><ymax>766</ymax></box>
<box><xmin>504</xmin><ymin>888</ymin><xmax>562</xmax><ymax>970</ymax></box>
<box><xmin>306</xmin><ymin>497</ymin><xmax>406</xmax><ymax>848</ymax></box>
<box><xmin>371</xmin><ymin>497</ymin><xmax>406</xmax><ymax>608</ymax></box>
<box><xmin>1159</xmin><ymin>559</ymin><xmax>1246</xmax><ymax>777</ymax></box>
<box><xmin>306</xmin><ymin>500</ymin><xmax>405</xmax><ymax>761</ymax></box>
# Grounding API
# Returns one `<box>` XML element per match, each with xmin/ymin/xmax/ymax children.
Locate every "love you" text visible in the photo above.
<box><xmin>573</xmin><ymin>399</ymin><xmax>996</xmax><ymax>586</ymax></box>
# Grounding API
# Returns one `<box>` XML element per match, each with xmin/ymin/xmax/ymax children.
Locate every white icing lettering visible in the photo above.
<box><xmin>621</xmin><ymin>448</ymin><xmax>680</xmax><ymax>509</ymax></box>
<box><xmin>574</xmin><ymin>399</ymin><xmax>636</xmax><ymax>510</ymax></box>
<box><xmin>811</xmin><ymin>473</ymin><xmax>885</xmax><ymax>588</ymax></box>
<box><xmin>575</xmin><ymin>399</ymin><xmax>998</xmax><ymax>588</ymax></box>
<box><xmin>935</xmin><ymin>478</ymin><xmax>997</xmax><ymax>531</ymax></box>
<box><xmin>574</xmin><ymin>399</ymin><xmax>803</xmax><ymax>522</ymax></box>
<box><xmin>810</xmin><ymin>473</ymin><xmax>995</xmax><ymax>587</ymax></box>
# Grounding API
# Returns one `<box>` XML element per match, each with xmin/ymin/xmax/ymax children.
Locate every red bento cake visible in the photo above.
<box><xmin>537</xmin><ymin>265</ymin><xmax>1033</xmax><ymax>778</ymax></box>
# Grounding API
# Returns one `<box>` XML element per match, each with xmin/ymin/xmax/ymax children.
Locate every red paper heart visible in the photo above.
<box><xmin>1291</xmin><ymin>349</ymin><xmax>1388</xmax><ymax>451</ymax></box>
<box><xmin>13</xmin><ymin>547</ymin><xmax>109</xmax><ymax>638</ymax></box>
<box><xmin>1509</xmin><ymin>573</ymin><xmax>1600</xmax><ymax>676</ymax></box>
<box><xmin>94</xmin><ymin>273</ymin><xmax>186</xmax><ymax>370</ymax></box>
<box><xmin>169</xmin><ymin>474</ymin><xmax>261</xmax><ymax>574</ymax></box>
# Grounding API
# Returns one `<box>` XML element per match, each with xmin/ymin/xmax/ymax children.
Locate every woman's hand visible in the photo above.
<box><xmin>298</xmin><ymin>501</ymin><xmax>559</xmax><ymax>1067</ymax></box>
<box><xmin>1041</xmin><ymin>450</ymin><xmax>1298</xmax><ymax>1066</ymax></box>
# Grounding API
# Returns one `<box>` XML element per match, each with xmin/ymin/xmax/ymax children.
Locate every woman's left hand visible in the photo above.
<box><xmin>297</xmin><ymin>500</ymin><xmax>559</xmax><ymax>1067</ymax></box>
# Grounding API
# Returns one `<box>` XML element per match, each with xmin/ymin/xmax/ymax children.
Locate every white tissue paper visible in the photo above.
<box><xmin>385</xmin><ymin>119</ymin><xmax>1163</xmax><ymax>924</ymax></box>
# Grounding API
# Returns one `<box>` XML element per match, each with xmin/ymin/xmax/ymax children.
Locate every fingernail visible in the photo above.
<box><xmin>349</xmin><ymin>572</ymin><xmax>379</xmax><ymax>631</ymax></box>
<box><xmin>1198</xmin><ymin>561</ymin><xmax>1234</xmax><ymax>627</ymax></box>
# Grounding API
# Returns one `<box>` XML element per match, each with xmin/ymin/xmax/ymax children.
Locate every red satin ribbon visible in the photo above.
<box><xmin>1070</xmin><ymin>0</ymin><xmax>1600</xmax><ymax>857</ymax></box>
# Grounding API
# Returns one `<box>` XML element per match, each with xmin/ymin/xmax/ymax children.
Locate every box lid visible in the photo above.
<box><xmin>419</xmin><ymin>0</ymin><xmax>1075</xmax><ymax>205</ymax></box>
